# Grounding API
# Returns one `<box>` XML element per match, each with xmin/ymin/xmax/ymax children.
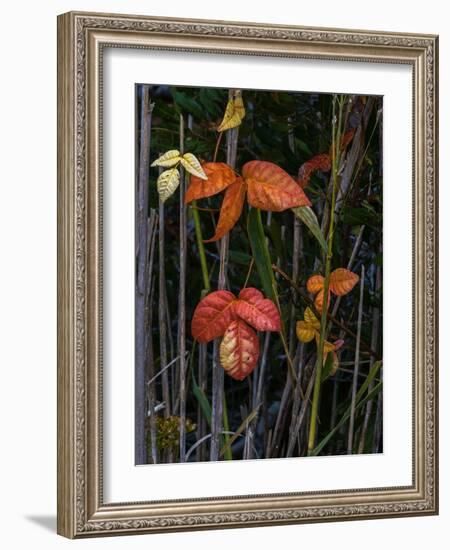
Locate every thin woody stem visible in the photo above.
<box><xmin>307</xmin><ymin>95</ymin><xmax>344</xmax><ymax>455</ymax></box>
<box><xmin>191</xmin><ymin>200</ymin><xmax>211</xmax><ymax>292</ymax></box>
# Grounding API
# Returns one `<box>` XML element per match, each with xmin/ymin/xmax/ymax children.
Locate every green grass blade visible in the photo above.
<box><xmin>310</xmin><ymin>361</ymin><xmax>382</xmax><ymax>456</ymax></box>
<box><xmin>247</xmin><ymin>208</ymin><xmax>277</xmax><ymax>302</ymax></box>
<box><xmin>191</xmin><ymin>372</ymin><xmax>212</xmax><ymax>427</ymax></box>
<box><xmin>219</xmin><ymin>404</ymin><xmax>261</xmax><ymax>458</ymax></box>
<box><xmin>311</xmin><ymin>382</ymin><xmax>382</xmax><ymax>456</ymax></box>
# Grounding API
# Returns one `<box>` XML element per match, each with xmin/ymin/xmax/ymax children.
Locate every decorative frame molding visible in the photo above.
<box><xmin>57</xmin><ymin>11</ymin><xmax>438</xmax><ymax>538</ymax></box>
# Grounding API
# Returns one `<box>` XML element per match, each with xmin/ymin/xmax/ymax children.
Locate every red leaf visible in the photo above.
<box><xmin>191</xmin><ymin>290</ymin><xmax>237</xmax><ymax>343</ymax></box>
<box><xmin>219</xmin><ymin>320</ymin><xmax>260</xmax><ymax>381</ymax></box>
<box><xmin>185</xmin><ymin>162</ymin><xmax>237</xmax><ymax>203</ymax></box>
<box><xmin>204</xmin><ymin>177</ymin><xmax>246</xmax><ymax>243</ymax></box>
<box><xmin>340</xmin><ymin>128</ymin><xmax>356</xmax><ymax>150</ymax></box>
<box><xmin>333</xmin><ymin>339</ymin><xmax>345</xmax><ymax>351</ymax></box>
<box><xmin>235</xmin><ymin>288</ymin><xmax>281</xmax><ymax>332</ymax></box>
<box><xmin>243</xmin><ymin>160</ymin><xmax>311</xmax><ymax>211</ymax></box>
<box><xmin>297</xmin><ymin>154</ymin><xmax>331</xmax><ymax>189</ymax></box>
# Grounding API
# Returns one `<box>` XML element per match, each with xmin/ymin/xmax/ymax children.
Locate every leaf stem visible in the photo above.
<box><xmin>307</xmin><ymin>95</ymin><xmax>344</xmax><ymax>455</ymax></box>
<box><xmin>191</xmin><ymin>198</ymin><xmax>211</xmax><ymax>292</ymax></box>
<box><xmin>243</xmin><ymin>258</ymin><xmax>255</xmax><ymax>288</ymax></box>
<box><xmin>222</xmin><ymin>391</ymin><xmax>233</xmax><ymax>460</ymax></box>
<box><xmin>213</xmin><ymin>131</ymin><xmax>224</xmax><ymax>162</ymax></box>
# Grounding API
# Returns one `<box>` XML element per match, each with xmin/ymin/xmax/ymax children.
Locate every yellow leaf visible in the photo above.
<box><xmin>314</xmin><ymin>334</ymin><xmax>336</xmax><ymax>357</ymax></box>
<box><xmin>296</xmin><ymin>320</ymin><xmax>316</xmax><ymax>343</ymax></box>
<box><xmin>304</xmin><ymin>307</ymin><xmax>320</xmax><ymax>330</ymax></box>
<box><xmin>322</xmin><ymin>339</ymin><xmax>336</xmax><ymax>355</ymax></box>
<box><xmin>180</xmin><ymin>153</ymin><xmax>207</xmax><ymax>180</ymax></box>
<box><xmin>217</xmin><ymin>91</ymin><xmax>245</xmax><ymax>132</ymax></box>
<box><xmin>157</xmin><ymin>168</ymin><xmax>180</xmax><ymax>203</ymax></box>
<box><xmin>151</xmin><ymin>149</ymin><xmax>181</xmax><ymax>168</ymax></box>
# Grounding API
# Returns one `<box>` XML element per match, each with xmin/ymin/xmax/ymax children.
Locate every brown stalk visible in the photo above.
<box><xmin>146</xmin><ymin>210</ymin><xmax>159</xmax><ymax>464</ymax></box>
<box><xmin>135</xmin><ymin>85</ymin><xmax>153</xmax><ymax>465</ymax></box>
<box><xmin>358</xmin><ymin>259</ymin><xmax>381</xmax><ymax>453</ymax></box>
<box><xmin>158</xmin><ymin>196</ymin><xmax>171</xmax><ymax>420</ymax></box>
<box><xmin>210</xmin><ymin>91</ymin><xmax>240</xmax><ymax>461</ymax></box>
<box><xmin>286</xmin><ymin>361</ymin><xmax>316</xmax><ymax>457</ymax></box>
<box><xmin>178</xmin><ymin>115</ymin><xmax>187</xmax><ymax>461</ymax></box>
<box><xmin>347</xmin><ymin>265</ymin><xmax>365</xmax><ymax>453</ymax></box>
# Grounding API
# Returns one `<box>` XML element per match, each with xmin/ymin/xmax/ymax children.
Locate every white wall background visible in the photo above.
<box><xmin>0</xmin><ymin>0</ymin><xmax>446</xmax><ymax>547</ymax></box>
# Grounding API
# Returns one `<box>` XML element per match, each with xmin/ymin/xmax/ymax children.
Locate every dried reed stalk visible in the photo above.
<box><xmin>347</xmin><ymin>264</ymin><xmax>365</xmax><ymax>453</ymax></box>
<box><xmin>135</xmin><ymin>85</ymin><xmax>153</xmax><ymax>464</ymax></box>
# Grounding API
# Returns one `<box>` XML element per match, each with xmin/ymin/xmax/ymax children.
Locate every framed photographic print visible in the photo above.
<box><xmin>57</xmin><ymin>11</ymin><xmax>439</xmax><ymax>538</ymax></box>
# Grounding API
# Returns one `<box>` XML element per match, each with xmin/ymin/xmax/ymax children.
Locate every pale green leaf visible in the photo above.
<box><xmin>292</xmin><ymin>206</ymin><xmax>327</xmax><ymax>254</ymax></box>
<box><xmin>151</xmin><ymin>149</ymin><xmax>181</xmax><ymax>168</ymax></box>
<box><xmin>157</xmin><ymin>168</ymin><xmax>180</xmax><ymax>202</ymax></box>
<box><xmin>180</xmin><ymin>153</ymin><xmax>207</xmax><ymax>179</ymax></box>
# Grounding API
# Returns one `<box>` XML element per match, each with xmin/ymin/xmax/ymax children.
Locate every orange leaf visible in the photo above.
<box><xmin>306</xmin><ymin>275</ymin><xmax>324</xmax><ymax>294</ymax></box>
<box><xmin>185</xmin><ymin>162</ymin><xmax>237</xmax><ymax>203</ymax></box>
<box><xmin>314</xmin><ymin>288</ymin><xmax>330</xmax><ymax>312</ymax></box>
<box><xmin>297</xmin><ymin>154</ymin><xmax>331</xmax><ymax>189</ymax></box>
<box><xmin>328</xmin><ymin>129</ymin><xmax>357</xmax><ymax>157</ymax></box>
<box><xmin>191</xmin><ymin>290</ymin><xmax>237</xmax><ymax>343</ymax></box>
<box><xmin>243</xmin><ymin>160</ymin><xmax>311</xmax><ymax>211</ymax></box>
<box><xmin>298</xmin><ymin>129</ymin><xmax>355</xmax><ymax>189</ymax></box>
<box><xmin>219</xmin><ymin>320</ymin><xmax>260</xmax><ymax>381</ymax></box>
<box><xmin>204</xmin><ymin>177</ymin><xmax>246</xmax><ymax>243</ymax></box>
<box><xmin>329</xmin><ymin>268</ymin><xmax>359</xmax><ymax>296</ymax></box>
<box><xmin>235</xmin><ymin>288</ymin><xmax>281</xmax><ymax>332</ymax></box>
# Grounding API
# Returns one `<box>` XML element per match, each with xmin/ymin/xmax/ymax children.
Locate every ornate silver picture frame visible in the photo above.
<box><xmin>57</xmin><ymin>11</ymin><xmax>438</xmax><ymax>538</ymax></box>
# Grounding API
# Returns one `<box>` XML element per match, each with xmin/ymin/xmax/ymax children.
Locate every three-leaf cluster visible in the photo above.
<box><xmin>191</xmin><ymin>288</ymin><xmax>281</xmax><ymax>381</ymax></box>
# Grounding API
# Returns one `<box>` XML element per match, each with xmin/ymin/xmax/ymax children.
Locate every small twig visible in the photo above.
<box><xmin>331</xmin><ymin>224</ymin><xmax>365</xmax><ymax>319</ymax></box>
<box><xmin>186</xmin><ymin>431</ymin><xmax>238</xmax><ymax>462</ymax></box>
<box><xmin>213</xmin><ymin>130</ymin><xmax>224</xmax><ymax>162</ymax></box>
<box><xmin>189</xmin><ymin>205</ymin><xmax>220</xmax><ymax>213</ymax></box>
<box><xmin>147</xmin><ymin>353</ymin><xmax>189</xmax><ymax>386</ymax></box>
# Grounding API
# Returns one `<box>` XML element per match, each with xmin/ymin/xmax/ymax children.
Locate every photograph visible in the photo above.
<box><xmin>55</xmin><ymin>10</ymin><xmax>437</xmax><ymax>538</ymax></box>
<box><xmin>135</xmin><ymin>84</ymin><xmax>383</xmax><ymax>465</ymax></box>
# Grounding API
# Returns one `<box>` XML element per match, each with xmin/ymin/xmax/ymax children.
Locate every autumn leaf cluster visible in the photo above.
<box><xmin>186</xmin><ymin>160</ymin><xmax>311</xmax><ymax>241</ymax></box>
<box><xmin>191</xmin><ymin>288</ymin><xmax>281</xmax><ymax>381</ymax></box>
